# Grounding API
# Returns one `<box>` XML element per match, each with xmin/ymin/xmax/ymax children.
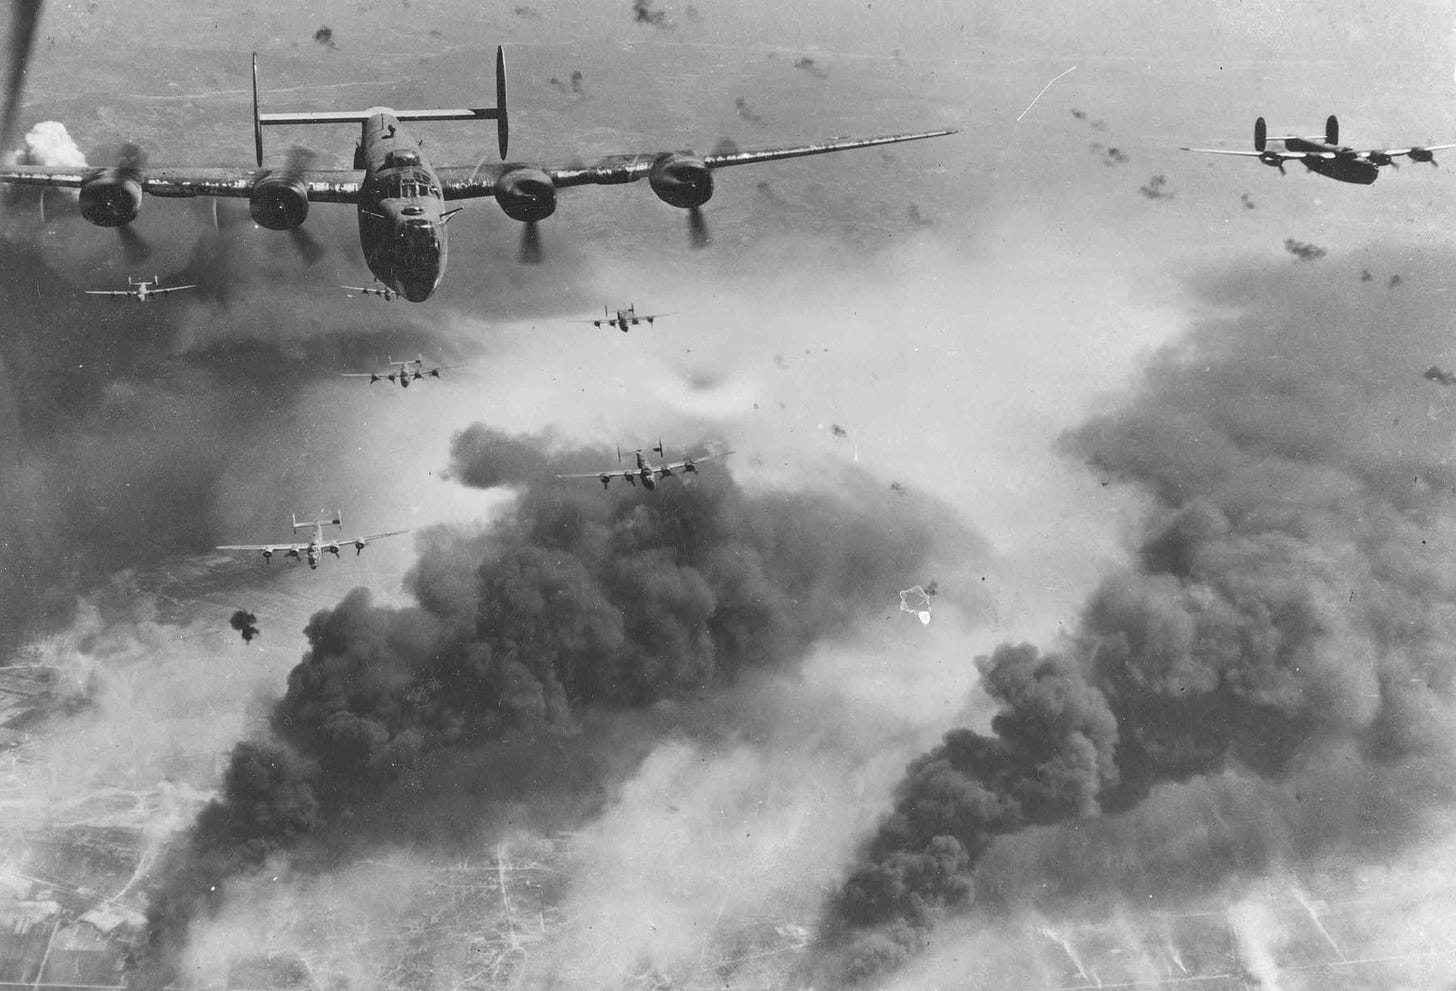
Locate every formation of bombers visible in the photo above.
<box><xmin>5</xmin><ymin>39</ymin><xmax>1447</xmax><ymax>576</ymax></box>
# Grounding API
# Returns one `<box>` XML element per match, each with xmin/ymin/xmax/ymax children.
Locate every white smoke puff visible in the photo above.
<box><xmin>10</xmin><ymin>121</ymin><xmax>87</xmax><ymax>167</ymax></box>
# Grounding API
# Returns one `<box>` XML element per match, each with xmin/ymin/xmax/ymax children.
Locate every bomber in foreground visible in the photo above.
<box><xmin>0</xmin><ymin>47</ymin><xmax>958</xmax><ymax>302</ymax></box>
<box><xmin>1182</xmin><ymin>115</ymin><xmax>1456</xmax><ymax>184</ymax></box>
<box><xmin>216</xmin><ymin>511</ymin><xmax>409</xmax><ymax>569</ymax></box>
<box><xmin>557</xmin><ymin>442</ymin><xmax>730</xmax><ymax>490</ymax></box>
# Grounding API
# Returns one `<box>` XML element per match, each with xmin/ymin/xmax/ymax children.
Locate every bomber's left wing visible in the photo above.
<box><xmin>657</xmin><ymin>451</ymin><xmax>732</xmax><ymax>476</ymax></box>
<box><xmin>1358</xmin><ymin>143</ymin><xmax>1456</xmax><ymax>162</ymax></box>
<box><xmin>84</xmin><ymin>289</ymin><xmax>137</xmax><ymax>297</ymax></box>
<box><xmin>434</xmin><ymin>128</ymin><xmax>959</xmax><ymax>199</ymax></box>
<box><xmin>0</xmin><ymin>165</ymin><xmax>364</xmax><ymax>203</ymax></box>
<box><xmin>1179</xmin><ymin>147</ymin><xmax>1317</xmax><ymax>160</ymax></box>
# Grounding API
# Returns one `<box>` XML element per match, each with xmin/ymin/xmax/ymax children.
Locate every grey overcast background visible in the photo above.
<box><xmin>4</xmin><ymin>0</ymin><xmax>1456</xmax><ymax>988</ymax></box>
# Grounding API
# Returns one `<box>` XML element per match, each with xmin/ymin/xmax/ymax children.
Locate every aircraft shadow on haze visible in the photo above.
<box><xmin>85</xmin><ymin>274</ymin><xmax>196</xmax><ymax>302</ymax></box>
<box><xmin>0</xmin><ymin>46</ymin><xmax>958</xmax><ymax>302</ymax></box>
<box><xmin>1183</xmin><ymin>115</ymin><xmax>1456</xmax><ymax>184</ymax></box>
<box><xmin>576</xmin><ymin>303</ymin><xmax>672</xmax><ymax>333</ymax></box>
<box><xmin>215</xmin><ymin>511</ymin><xmax>409</xmax><ymax>568</ymax></box>
<box><xmin>341</xmin><ymin>354</ymin><xmax>456</xmax><ymax>387</ymax></box>
<box><xmin>556</xmin><ymin>442</ymin><xmax>730</xmax><ymax>490</ymax></box>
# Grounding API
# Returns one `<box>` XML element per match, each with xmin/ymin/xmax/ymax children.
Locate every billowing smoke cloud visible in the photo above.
<box><xmin>228</xmin><ymin>610</ymin><xmax>259</xmax><ymax>643</ymax></box>
<box><xmin>137</xmin><ymin>425</ymin><xmax>975</xmax><ymax>985</ymax></box>
<box><xmin>815</xmin><ymin>252</ymin><xmax>1456</xmax><ymax>982</ymax></box>
<box><xmin>1284</xmin><ymin>237</ymin><xmax>1326</xmax><ymax>261</ymax></box>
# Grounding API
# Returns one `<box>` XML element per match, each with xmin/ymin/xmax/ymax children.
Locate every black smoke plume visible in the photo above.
<box><xmin>138</xmin><ymin>426</ymin><xmax>972</xmax><ymax>985</ymax></box>
<box><xmin>229</xmin><ymin>610</ymin><xmax>259</xmax><ymax>643</ymax></box>
<box><xmin>1284</xmin><ymin>237</ymin><xmax>1326</xmax><ymax>262</ymax></box>
<box><xmin>816</xmin><ymin>253</ymin><xmax>1456</xmax><ymax>982</ymax></box>
<box><xmin>312</xmin><ymin>26</ymin><xmax>335</xmax><ymax>49</ymax></box>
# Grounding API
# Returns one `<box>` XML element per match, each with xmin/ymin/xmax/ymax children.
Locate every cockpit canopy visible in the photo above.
<box><xmin>378</xmin><ymin>166</ymin><xmax>440</xmax><ymax>201</ymax></box>
<box><xmin>383</xmin><ymin>150</ymin><xmax>422</xmax><ymax>169</ymax></box>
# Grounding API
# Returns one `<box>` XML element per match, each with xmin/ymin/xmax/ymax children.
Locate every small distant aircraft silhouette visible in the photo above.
<box><xmin>216</xmin><ymin>510</ymin><xmax>409</xmax><ymax>569</ymax></box>
<box><xmin>341</xmin><ymin>354</ymin><xmax>456</xmax><ymax>387</ymax></box>
<box><xmin>576</xmin><ymin>304</ymin><xmax>672</xmax><ymax>333</ymax></box>
<box><xmin>556</xmin><ymin>441</ymin><xmax>730</xmax><ymax>490</ymax></box>
<box><xmin>342</xmin><ymin>281</ymin><xmax>399</xmax><ymax>301</ymax></box>
<box><xmin>85</xmin><ymin>275</ymin><xmax>196</xmax><ymax>302</ymax></box>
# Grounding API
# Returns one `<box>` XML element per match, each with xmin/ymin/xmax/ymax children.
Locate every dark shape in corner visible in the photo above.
<box><xmin>229</xmin><ymin>610</ymin><xmax>260</xmax><ymax>644</ymax></box>
<box><xmin>1425</xmin><ymin>366</ymin><xmax>1456</xmax><ymax>386</ymax></box>
<box><xmin>1283</xmin><ymin>237</ymin><xmax>1326</xmax><ymax>262</ymax></box>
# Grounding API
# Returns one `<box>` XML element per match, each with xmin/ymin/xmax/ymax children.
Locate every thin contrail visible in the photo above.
<box><xmin>1016</xmin><ymin>65</ymin><xmax>1076</xmax><ymax>122</ymax></box>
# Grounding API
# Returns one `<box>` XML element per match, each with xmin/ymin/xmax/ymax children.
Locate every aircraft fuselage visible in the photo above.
<box><xmin>1281</xmin><ymin>137</ymin><xmax>1380</xmax><ymax>184</ymax></box>
<box><xmin>356</xmin><ymin>111</ymin><xmax>449</xmax><ymax>302</ymax></box>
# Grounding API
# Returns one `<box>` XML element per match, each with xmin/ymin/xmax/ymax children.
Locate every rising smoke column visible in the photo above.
<box><xmin>817</xmin><ymin>252</ymin><xmax>1456</xmax><ymax>983</ymax></box>
<box><xmin>139</xmin><ymin>426</ymin><xmax>972</xmax><ymax>985</ymax></box>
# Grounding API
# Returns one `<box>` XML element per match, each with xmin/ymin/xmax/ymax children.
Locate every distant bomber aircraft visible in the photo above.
<box><xmin>577</xmin><ymin>304</ymin><xmax>671</xmax><ymax>333</ymax></box>
<box><xmin>557</xmin><ymin>442</ymin><xmax>730</xmax><ymax>490</ymax></box>
<box><xmin>85</xmin><ymin>275</ymin><xmax>196</xmax><ymax>302</ymax></box>
<box><xmin>0</xmin><ymin>47</ymin><xmax>958</xmax><ymax>302</ymax></box>
<box><xmin>341</xmin><ymin>354</ymin><xmax>455</xmax><ymax>387</ymax></box>
<box><xmin>1183</xmin><ymin>116</ymin><xmax>1456</xmax><ymax>184</ymax></box>
<box><xmin>216</xmin><ymin>511</ymin><xmax>409</xmax><ymax>569</ymax></box>
<box><xmin>342</xmin><ymin>281</ymin><xmax>400</xmax><ymax>301</ymax></box>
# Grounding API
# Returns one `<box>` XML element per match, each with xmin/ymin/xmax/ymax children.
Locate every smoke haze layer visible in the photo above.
<box><xmin>818</xmin><ymin>250</ymin><xmax>1456</xmax><ymax>983</ymax></box>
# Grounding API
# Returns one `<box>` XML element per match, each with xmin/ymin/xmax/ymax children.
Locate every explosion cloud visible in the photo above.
<box><xmin>228</xmin><ymin>610</ymin><xmax>259</xmax><ymax>643</ymax></box>
<box><xmin>816</xmin><ymin>253</ymin><xmax>1456</xmax><ymax>983</ymax></box>
<box><xmin>139</xmin><ymin>426</ymin><xmax>973</xmax><ymax>985</ymax></box>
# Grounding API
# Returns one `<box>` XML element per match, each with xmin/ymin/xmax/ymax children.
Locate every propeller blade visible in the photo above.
<box><xmin>518</xmin><ymin>219</ymin><xmax>542</xmax><ymax>264</ymax></box>
<box><xmin>288</xmin><ymin>226</ymin><xmax>325</xmax><ymax>267</ymax></box>
<box><xmin>117</xmin><ymin>224</ymin><xmax>152</xmax><ymax>264</ymax></box>
<box><xmin>688</xmin><ymin>206</ymin><xmax>710</xmax><ymax>249</ymax></box>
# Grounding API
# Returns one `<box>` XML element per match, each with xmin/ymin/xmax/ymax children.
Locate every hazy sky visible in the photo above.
<box><xmin>6</xmin><ymin>1</ymin><xmax>1456</xmax><ymax>989</ymax></box>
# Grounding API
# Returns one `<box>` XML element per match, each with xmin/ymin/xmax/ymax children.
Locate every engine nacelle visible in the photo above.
<box><xmin>250</xmin><ymin>173</ymin><xmax>310</xmax><ymax>230</ymax></box>
<box><xmin>649</xmin><ymin>154</ymin><xmax>713</xmax><ymax>209</ymax></box>
<box><xmin>493</xmin><ymin>167</ymin><xmax>556</xmax><ymax>222</ymax></box>
<box><xmin>78</xmin><ymin>170</ymin><xmax>142</xmax><ymax>227</ymax></box>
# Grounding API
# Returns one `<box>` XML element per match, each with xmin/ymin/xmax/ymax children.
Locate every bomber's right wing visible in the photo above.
<box><xmin>84</xmin><ymin>290</ymin><xmax>136</xmax><ymax>297</ymax></box>
<box><xmin>153</xmin><ymin>285</ymin><xmax>197</xmax><ymax>296</ymax></box>
<box><xmin>0</xmin><ymin>164</ymin><xmax>365</xmax><ymax>203</ymax></box>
